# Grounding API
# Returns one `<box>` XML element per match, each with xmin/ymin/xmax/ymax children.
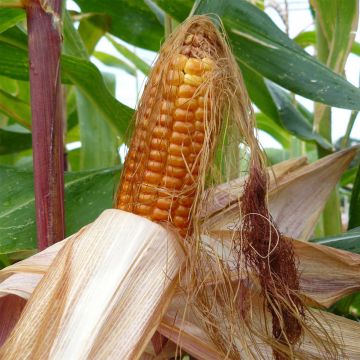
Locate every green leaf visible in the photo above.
<box><xmin>266</xmin><ymin>81</ymin><xmax>333</xmax><ymax>150</ymax></box>
<box><xmin>240</xmin><ymin>63</ymin><xmax>279</xmax><ymax>122</ymax></box>
<box><xmin>0</xmin><ymin>88</ymin><xmax>31</xmax><ymax>128</ymax></box>
<box><xmin>0</xmin><ymin>165</ymin><xmax>121</xmax><ymax>255</ymax></box>
<box><xmin>74</xmin><ymin>0</ymin><xmax>163</xmax><ymax>51</ymax></box>
<box><xmin>294</xmin><ymin>30</ymin><xmax>360</xmax><ymax>57</ymax></box>
<box><xmin>0</xmin><ymin>41</ymin><xmax>134</xmax><ymax>137</ymax></box>
<box><xmin>106</xmin><ymin>35</ymin><xmax>151</xmax><ymax>76</ymax></box>
<box><xmin>159</xmin><ymin>0</ymin><xmax>360</xmax><ymax>110</ymax></box>
<box><xmin>78</xmin><ymin>15</ymin><xmax>107</xmax><ymax>55</ymax></box>
<box><xmin>311</xmin><ymin>227</ymin><xmax>360</xmax><ymax>254</ymax></box>
<box><xmin>341</xmin><ymin>166</ymin><xmax>358</xmax><ymax>187</ymax></box>
<box><xmin>154</xmin><ymin>0</ymin><xmax>193</xmax><ymax>22</ymax></box>
<box><xmin>0</xmin><ymin>8</ymin><xmax>25</xmax><ymax>34</ymax></box>
<box><xmin>349</xmin><ymin>164</ymin><xmax>360</xmax><ymax>229</ymax></box>
<box><xmin>63</xmin><ymin>9</ymin><xmax>88</xmax><ymax>59</ymax></box>
<box><xmin>0</xmin><ymin>128</ymin><xmax>31</xmax><ymax>155</ymax></box>
<box><xmin>255</xmin><ymin>112</ymin><xmax>290</xmax><ymax>148</ymax></box>
<box><xmin>77</xmin><ymin>73</ymin><xmax>120</xmax><ymax>170</ymax></box>
<box><xmin>311</xmin><ymin>0</ymin><xmax>358</xmax><ymax>72</ymax></box>
<box><xmin>93</xmin><ymin>51</ymin><xmax>136</xmax><ymax>76</ymax></box>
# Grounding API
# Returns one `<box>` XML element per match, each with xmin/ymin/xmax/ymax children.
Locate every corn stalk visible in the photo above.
<box><xmin>27</xmin><ymin>0</ymin><xmax>65</xmax><ymax>249</ymax></box>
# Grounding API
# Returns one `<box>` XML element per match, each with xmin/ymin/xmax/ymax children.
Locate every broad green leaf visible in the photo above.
<box><xmin>311</xmin><ymin>0</ymin><xmax>358</xmax><ymax>72</ymax></box>
<box><xmin>0</xmin><ymin>128</ymin><xmax>31</xmax><ymax>155</ymax></box>
<box><xmin>0</xmin><ymin>165</ymin><xmax>120</xmax><ymax>255</ymax></box>
<box><xmin>106</xmin><ymin>35</ymin><xmax>151</xmax><ymax>76</ymax></box>
<box><xmin>349</xmin><ymin>164</ymin><xmax>360</xmax><ymax>229</ymax></box>
<box><xmin>0</xmin><ymin>88</ymin><xmax>30</xmax><ymax>128</ymax></box>
<box><xmin>0</xmin><ymin>8</ymin><xmax>25</xmax><ymax>34</ymax></box>
<box><xmin>74</xmin><ymin>0</ymin><xmax>163</xmax><ymax>51</ymax></box>
<box><xmin>312</xmin><ymin>227</ymin><xmax>360</xmax><ymax>254</ymax></box>
<box><xmin>266</xmin><ymin>82</ymin><xmax>333</xmax><ymax>150</ymax></box>
<box><xmin>0</xmin><ymin>41</ymin><xmax>133</xmax><ymax>136</ymax></box>
<box><xmin>76</xmin><ymin>73</ymin><xmax>120</xmax><ymax>170</ymax></box>
<box><xmin>239</xmin><ymin>63</ymin><xmax>279</xmax><ymax>122</ymax></box>
<box><xmin>154</xmin><ymin>0</ymin><xmax>193</xmax><ymax>22</ymax></box>
<box><xmin>78</xmin><ymin>16</ymin><xmax>108</xmax><ymax>55</ymax></box>
<box><xmin>93</xmin><ymin>51</ymin><xmax>136</xmax><ymax>76</ymax></box>
<box><xmin>158</xmin><ymin>0</ymin><xmax>360</xmax><ymax>111</ymax></box>
<box><xmin>341</xmin><ymin>166</ymin><xmax>358</xmax><ymax>187</ymax></box>
<box><xmin>62</xmin><ymin>14</ymin><xmax>122</xmax><ymax>170</ymax></box>
<box><xmin>63</xmin><ymin>10</ymin><xmax>88</xmax><ymax>59</ymax></box>
<box><xmin>143</xmin><ymin>0</ymin><xmax>165</xmax><ymax>25</ymax></box>
<box><xmin>294</xmin><ymin>31</ymin><xmax>360</xmax><ymax>57</ymax></box>
<box><xmin>255</xmin><ymin>112</ymin><xmax>290</xmax><ymax>148</ymax></box>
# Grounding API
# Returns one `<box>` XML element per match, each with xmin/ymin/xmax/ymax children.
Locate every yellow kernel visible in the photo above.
<box><xmin>138</xmin><ymin>193</ymin><xmax>156</xmax><ymax>203</ymax></box>
<box><xmin>167</xmin><ymin>155</ymin><xmax>185</xmax><ymax>167</ymax></box>
<box><xmin>193</xmin><ymin>131</ymin><xmax>205</xmax><ymax>143</ymax></box>
<box><xmin>149</xmin><ymin>149</ymin><xmax>167</xmax><ymax>162</ymax></box>
<box><xmin>175</xmin><ymin>98</ymin><xmax>198</xmax><ymax>111</ymax></box>
<box><xmin>178</xmin><ymin>84</ymin><xmax>197</xmax><ymax>98</ymax></box>
<box><xmin>135</xmin><ymin>204</ymin><xmax>152</xmax><ymax>216</ymax></box>
<box><xmin>195</xmin><ymin>108</ymin><xmax>205</xmax><ymax>120</ymax></box>
<box><xmin>174</xmin><ymin>108</ymin><xmax>194</xmax><ymax>122</ymax></box>
<box><xmin>166</xmin><ymin>166</ymin><xmax>187</xmax><ymax>178</ymax></box>
<box><xmin>151</xmin><ymin>138</ymin><xmax>169</xmax><ymax>151</ymax></box>
<box><xmin>152</xmin><ymin>208</ymin><xmax>169</xmax><ymax>221</ymax></box>
<box><xmin>153</xmin><ymin>126</ymin><xmax>170</xmax><ymax>138</ymax></box>
<box><xmin>184</xmin><ymin>74</ymin><xmax>203</xmax><ymax>87</ymax></box>
<box><xmin>202</xmin><ymin>58</ymin><xmax>215</xmax><ymax>71</ymax></box>
<box><xmin>148</xmin><ymin>161</ymin><xmax>164</xmax><ymax>172</ymax></box>
<box><xmin>161</xmin><ymin>100</ymin><xmax>175</xmax><ymax>114</ymax></box>
<box><xmin>125</xmin><ymin>171</ymin><xmax>134</xmax><ymax>181</ymax></box>
<box><xmin>179</xmin><ymin>193</ymin><xmax>195</xmax><ymax>206</ymax></box>
<box><xmin>144</xmin><ymin>170</ymin><xmax>162</xmax><ymax>184</ymax></box>
<box><xmin>171</xmin><ymin>54</ymin><xmax>188</xmax><ymax>70</ymax></box>
<box><xmin>184</xmin><ymin>58</ymin><xmax>204</xmax><ymax>75</ymax></box>
<box><xmin>195</xmin><ymin>120</ymin><xmax>204</xmax><ymax>131</ymax></box>
<box><xmin>157</xmin><ymin>198</ymin><xmax>172</xmax><ymax>210</ymax></box>
<box><xmin>191</xmin><ymin>142</ymin><xmax>203</xmax><ymax>153</ymax></box>
<box><xmin>119</xmin><ymin>194</ymin><xmax>131</xmax><ymax>203</ymax></box>
<box><xmin>173</xmin><ymin>216</ymin><xmax>188</xmax><ymax>228</ymax></box>
<box><xmin>139</xmin><ymin>184</ymin><xmax>158</xmax><ymax>195</ymax></box>
<box><xmin>173</xmin><ymin>121</ymin><xmax>195</xmax><ymax>134</ymax></box>
<box><xmin>175</xmin><ymin>205</ymin><xmax>190</xmax><ymax>217</ymax></box>
<box><xmin>163</xmin><ymin>85</ymin><xmax>178</xmax><ymax>100</ymax></box>
<box><xmin>158</xmin><ymin>114</ymin><xmax>173</xmax><ymax>127</ymax></box>
<box><xmin>169</xmin><ymin>143</ymin><xmax>191</xmax><ymax>156</ymax></box>
<box><xmin>171</xmin><ymin>132</ymin><xmax>191</xmax><ymax>146</ymax></box>
<box><xmin>198</xmin><ymin>96</ymin><xmax>211</xmax><ymax>109</ymax></box>
<box><xmin>162</xmin><ymin>176</ymin><xmax>183</xmax><ymax>189</ymax></box>
<box><xmin>184</xmin><ymin>173</ymin><xmax>195</xmax><ymax>185</ymax></box>
<box><xmin>167</xmin><ymin>70</ymin><xmax>184</xmax><ymax>86</ymax></box>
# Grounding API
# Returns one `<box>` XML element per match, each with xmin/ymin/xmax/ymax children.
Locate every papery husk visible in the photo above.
<box><xmin>158</xmin><ymin>299</ymin><xmax>360</xmax><ymax>359</ymax></box>
<box><xmin>0</xmin><ymin>210</ymin><xmax>185</xmax><ymax>359</ymax></box>
<box><xmin>206</xmin><ymin>147</ymin><xmax>357</xmax><ymax>240</ymax></box>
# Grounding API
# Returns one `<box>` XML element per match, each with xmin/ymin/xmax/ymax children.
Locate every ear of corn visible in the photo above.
<box><xmin>116</xmin><ymin>30</ymin><xmax>216</xmax><ymax>238</ymax></box>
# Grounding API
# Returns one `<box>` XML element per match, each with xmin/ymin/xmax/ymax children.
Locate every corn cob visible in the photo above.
<box><xmin>115</xmin><ymin>25</ymin><xmax>217</xmax><ymax>238</ymax></box>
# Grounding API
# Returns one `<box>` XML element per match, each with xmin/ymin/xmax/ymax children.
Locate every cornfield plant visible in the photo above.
<box><xmin>0</xmin><ymin>0</ymin><xmax>359</xmax><ymax>359</ymax></box>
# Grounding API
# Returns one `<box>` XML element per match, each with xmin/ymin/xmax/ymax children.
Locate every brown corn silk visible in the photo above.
<box><xmin>115</xmin><ymin>16</ymin><xmax>337</xmax><ymax>360</ymax></box>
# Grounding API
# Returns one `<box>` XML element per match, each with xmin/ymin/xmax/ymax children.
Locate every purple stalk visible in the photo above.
<box><xmin>27</xmin><ymin>0</ymin><xmax>65</xmax><ymax>250</ymax></box>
